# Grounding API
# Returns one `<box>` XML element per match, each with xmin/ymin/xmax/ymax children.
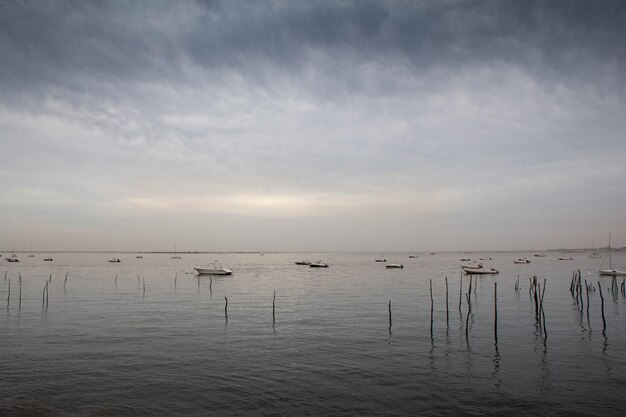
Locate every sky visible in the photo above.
<box><xmin>1</xmin><ymin>0</ymin><xmax>625</xmax><ymax>252</ymax></box>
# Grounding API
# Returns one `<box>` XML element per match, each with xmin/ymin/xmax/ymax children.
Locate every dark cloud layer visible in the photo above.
<box><xmin>1</xmin><ymin>0</ymin><xmax>625</xmax><ymax>97</ymax></box>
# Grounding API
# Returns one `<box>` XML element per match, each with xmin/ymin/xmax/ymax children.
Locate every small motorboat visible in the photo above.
<box><xmin>463</xmin><ymin>267</ymin><xmax>499</xmax><ymax>275</ymax></box>
<box><xmin>375</xmin><ymin>258</ymin><xmax>387</xmax><ymax>262</ymax></box>
<box><xmin>194</xmin><ymin>261</ymin><xmax>232</xmax><ymax>275</ymax></box>
<box><xmin>44</xmin><ymin>257</ymin><xmax>53</xmax><ymax>261</ymax></box>
<box><xmin>408</xmin><ymin>255</ymin><xmax>418</xmax><ymax>258</ymax></box>
<box><xmin>136</xmin><ymin>255</ymin><xmax>143</xmax><ymax>259</ymax></box>
<box><xmin>386</xmin><ymin>263</ymin><xmax>404</xmax><ymax>269</ymax></box>
<box><xmin>460</xmin><ymin>258</ymin><xmax>471</xmax><ymax>262</ymax></box>
<box><xmin>294</xmin><ymin>260</ymin><xmax>311</xmax><ymax>265</ymax></box>
<box><xmin>309</xmin><ymin>261</ymin><xmax>329</xmax><ymax>268</ymax></box>
<box><xmin>6</xmin><ymin>258</ymin><xmax>19</xmax><ymax>263</ymax></box>
<box><xmin>558</xmin><ymin>256</ymin><xmax>574</xmax><ymax>260</ymax></box>
<box><xmin>479</xmin><ymin>256</ymin><xmax>492</xmax><ymax>261</ymax></box>
<box><xmin>514</xmin><ymin>258</ymin><xmax>530</xmax><ymax>264</ymax></box>
<box><xmin>461</xmin><ymin>262</ymin><xmax>483</xmax><ymax>269</ymax></box>
<box><xmin>534</xmin><ymin>254</ymin><xmax>546</xmax><ymax>257</ymax></box>
<box><xmin>108</xmin><ymin>258</ymin><xmax>121</xmax><ymax>263</ymax></box>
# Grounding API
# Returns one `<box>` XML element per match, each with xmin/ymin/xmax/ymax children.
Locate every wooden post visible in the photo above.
<box><xmin>584</xmin><ymin>279</ymin><xmax>590</xmax><ymax>321</ymax></box>
<box><xmin>494</xmin><ymin>282</ymin><xmax>498</xmax><ymax>341</ymax></box>
<box><xmin>225</xmin><ymin>296</ymin><xmax>229</xmax><ymax>319</ymax></box>
<box><xmin>142</xmin><ymin>278</ymin><xmax>146</xmax><ymax>296</ymax></box>
<box><xmin>19</xmin><ymin>275</ymin><xmax>22</xmax><ymax>309</ymax></box>
<box><xmin>540</xmin><ymin>279</ymin><xmax>547</xmax><ymax>338</ymax></box>
<box><xmin>272</xmin><ymin>290</ymin><xmax>276</xmax><ymax>323</ymax></box>
<box><xmin>174</xmin><ymin>273</ymin><xmax>178</xmax><ymax>289</ymax></box>
<box><xmin>598</xmin><ymin>281</ymin><xmax>606</xmax><ymax>332</ymax></box>
<box><xmin>459</xmin><ymin>271</ymin><xmax>463</xmax><ymax>312</ymax></box>
<box><xmin>6</xmin><ymin>278</ymin><xmax>10</xmax><ymax>307</ymax></box>
<box><xmin>430</xmin><ymin>279</ymin><xmax>434</xmax><ymax>338</ymax></box>
<box><xmin>445</xmin><ymin>276</ymin><xmax>449</xmax><ymax>328</ymax></box>
<box><xmin>64</xmin><ymin>272</ymin><xmax>68</xmax><ymax>290</ymax></box>
<box><xmin>388</xmin><ymin>300</ymin><xmax>392</xmax><ymax>328</ymax></box>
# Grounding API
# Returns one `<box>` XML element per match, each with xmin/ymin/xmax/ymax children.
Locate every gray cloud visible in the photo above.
<box><xmin>1</xmin><ymin>0</ymin><xmax>625</xmax><ymax>251</ymax></box>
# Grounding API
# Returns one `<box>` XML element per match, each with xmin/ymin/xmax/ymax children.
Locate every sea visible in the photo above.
<box><xmin>1</xmin><ymin>251</ymin><xmax>625</xmax><ymax>416</ymax></box>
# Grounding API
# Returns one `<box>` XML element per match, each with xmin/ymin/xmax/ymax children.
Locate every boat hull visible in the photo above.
<box><xmin>463</xmin><ymin>268</ymin><xmax>498</xmax><ymax>275</ymax></box>
<box><xmin>194</xmin><ymin>268</ymin><xmax>232</xmax><ymax>275</ymax></box>
<box><xmin>599</xmin><ymin>269</ymin><xmax>626</xmax><ymax>276</ymax></box>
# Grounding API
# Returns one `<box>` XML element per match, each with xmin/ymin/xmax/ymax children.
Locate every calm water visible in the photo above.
<box><xmin>1</xmin><ymin>252</ymin><xmax>625</xmax><ymax>416</ymax></box>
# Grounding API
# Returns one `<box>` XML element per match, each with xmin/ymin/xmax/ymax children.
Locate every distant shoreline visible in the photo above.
<box><xmin>1</xmin><ymin>248</ymin><xmax>623</xmax><ymax>254</ymax></box>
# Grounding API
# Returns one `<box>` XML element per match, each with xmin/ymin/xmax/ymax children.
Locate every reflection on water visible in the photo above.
<box><xmin>1</xmin><ymin>251</ymin><xmax>626</xmax><ymax>416</ymax></box>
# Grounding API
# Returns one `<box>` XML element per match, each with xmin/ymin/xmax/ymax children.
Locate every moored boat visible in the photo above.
<box><xmin>386</xmin><ymin>263</ymin><xmax>404</xmax><ymax>269</ymax></box>
<box><xmin>108</xmin><ymin>258</ymin><xmax>121</xmax><ymax>263</ymax></box>
<box><xmin>44</xmin><ymin>257</ymin><xmax>53</xmax><ymax>261</ymax></box>
<box><xmin>463</xmin><ymin>267</ymin><xmax>499</xmax><ymax>275</ymax></box>
<box><xmin>309</xmin><ymin>261</ymin><xmax>329</xmax><ymax>268</ymax></box>
<box><xmin>558</xmin><ymin>256</ymin><xmax>574</xmax><ymax>260</ymax></box>
<box><xmin>194</xmin><ymin>262</ymin><xmax>232</xmax><ymax>275</ymax></box>
<box><xmin>375</xmin><ymin>258</ymin><xmax>387</xmax><ymax>262</ymax></box>
<box><xmin>514</xmin><ymin>258</ymin><xmax>530</xmax><ymax>264</ymax></box>
<box><xmin>598</xmin><ymin>234</ymin><xmax>626</xmax><ymax>276</ymax></box>
<box><xmin>294</xmin><ymin>260</ymin><xmax>311</xmax><ymax>265</ymax></box>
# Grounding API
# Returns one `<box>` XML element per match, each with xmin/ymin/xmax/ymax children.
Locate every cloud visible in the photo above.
<box><xmin>1</xmin><ymin>0</ymin><xmax>625</xmax><ymax>250</ymax></box>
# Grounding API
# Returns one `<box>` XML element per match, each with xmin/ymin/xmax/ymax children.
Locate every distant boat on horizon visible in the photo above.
<box><xmin>172</xmin><ymin>245</ymin><xmax>181</xmax><ymax>259</ymax></box>
<box><xmin>309</xmin><ymin>261</ymin><xmax>329</xmax><ymax>268</ymax></box>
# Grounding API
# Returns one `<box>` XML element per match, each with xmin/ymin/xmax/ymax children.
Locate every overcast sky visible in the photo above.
<box><xmin>1</xmin><ymin>0</ymin><xmax>625</xmax><ymax>252</ymax></box>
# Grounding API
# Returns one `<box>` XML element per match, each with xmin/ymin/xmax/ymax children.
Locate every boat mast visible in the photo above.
<box><xmin>608</xmin><ymin>233</ymin><xmax>612</xmax><ymax>270</ymax></box>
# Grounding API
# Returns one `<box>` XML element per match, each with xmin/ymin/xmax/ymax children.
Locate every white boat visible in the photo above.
<box><xmin>558</xmin><ymin>256</ymin><xmax>574</xmax><ymax>260</ymax></box>
<box><xmin>44</xmin><ymin>257</ymin><xmax>53</xmax><ymax>261</ymax></box>
<box><xmin>108</xmin><ymin>258</ymin><xmax>121</xmax><ymax>263</ymax></box>
<box><xmin>514</xmin><ymin>258</ymin><xmax>530</xmax><ymax>264</ymax></box>
<box><xmin>386</xmin><ymin>263</ymin><xmax>404</xmax><ymax>269</ymax></box>
<box><xmin>599</xmin><ymin>234</ymin><xmax>626</xmax><ymax>276</ymax></box>
<box><xmin>463</xmin><ymin>267</ymin><xmax>499</xmax><ymax>275</ymax></box>
<box><xmin>171</xmin><ymin>244</ymin><xmax>181</xmax><ymax>259</ymax></box>
<box><xmin>309</xmin><ymin>261</ymin><xmax>329</xmax><ymax>268</ymax></box>
<box><xmin>479</xmin><ymin>256</ymin><xmax>492</xmax><ymax>261</ymax></box>
<box><xmin>590</xmin><ymin>242</ymin><xmax>603</xmax><ymax>258</ymax></box>
<box><xmin>194</xmin><ymin>262</ymin><xmax>232</xmax><ymax>275</ymax></box>
<box><xmin>375</xmin><ymin>258</ymin><xmax>387</xmax><ymax>262</ymax></box>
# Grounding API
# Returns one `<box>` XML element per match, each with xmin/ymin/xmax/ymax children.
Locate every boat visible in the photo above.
<box><xmin>136</xmin><ymin>256</ymin><xmax>143</xmax><ymax>258</ymax></box>
<box><xmin>386</xmin><ymin>263</ymin><xmax>404</xmax><ymax>269</ymax></box>
<box><xmin>6</xmin><ymin>258</ymin><xmax>19</xmax><ymax>263</ymax></box>
<box><xmin>194</xmin><ymin>261</ymin><xmax>232</xmax><ymax>275</ymax></box>
<box><xmin>558</xmin><ymin>256</ymin><xmax>574</xmax><ymax>260</ymax></box>
<box><xmin>309</xmin><ymin>261</ymin><xmax>329</xmax><ymax>268</ymax></box>
<box><xmin>479</xmin><ymin>256</ymin><xmax>492</xmax><ymax>260</ymax></box>
<box><xmin>108</xmin><ymin>258</ymin><xmax>121</xmax><ymax>263</ymax></box>
<box><xmin>463</xmin><ymin>267</ymin><xmax>499</xmax><ymax>275</ymax></box>
<box><xmin>294</xmin><ymin>260</ymin><xmax>311</xmax><ymax>265</ymax></box>
<box><xmin>171</xmin><ymin>245</ymin><xmax>181</xmax><ymax>259</ymax></box>
<box><xmin>460</xmin><ymin>258</ymin><xmax>471</xmax><ymax>262</ymax></box>
<box><xmin>44</xmin><ymin>257</ymin><xmax>53</xmax><ymax>261</ymax></box>
<box><xmin>375</xmin><ymin>258</ymin><xmax>387</xmax><ymax>262</ymax></box>
<box><xmin>589</xmin><ymin>241</ymin><xmax>603</xmax><ymax>258</ymax></box>
<box><xmin>461</xmin><ymin>262</ymin><xmax>482</xmax><ymax>269</ymax></box>
<box><xmin>534</xmin><ymin>254</ymin><xmax>546</xmax><ymax>257</ymax></box>
<box><xmin>599</xmin><ymin>234</ymin><xmax>626</xmax><ymax>276</ymax></box>
<box><xmin>514</xmin><ymin>258</ymin><xmax>530</xmax><ymax>264</ymax></box>
<box><xmin>28</xmin><ymin>254</ymin><xmax>35</xmax><ymax>257</ymax></box>
<box><xmin>408</xmin><ymin>255</ymin><xmax>418</xmax><ymax>258</ymax></box>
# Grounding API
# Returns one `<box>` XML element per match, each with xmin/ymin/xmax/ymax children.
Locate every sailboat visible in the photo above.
<box><xmin>171</xmin><ymin>244</ymin><xmax>181</xmax><ymax>259</ymax></box>
<box><xmin>589</xmin><ymin>241</ymin><xmax>602</xmax><ymax>259</ymax></box>
<box><xmin>599</xmin><ymin>234</ymin><xmax>626</xmax><ymax>276</ymax></box>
